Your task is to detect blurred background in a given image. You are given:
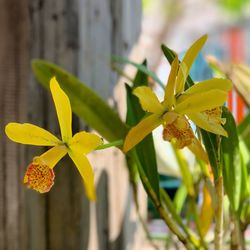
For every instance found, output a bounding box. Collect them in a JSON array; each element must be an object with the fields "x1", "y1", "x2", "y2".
[{"x1": 1, "y1": 0, "x2": 250, "y2": 249}]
